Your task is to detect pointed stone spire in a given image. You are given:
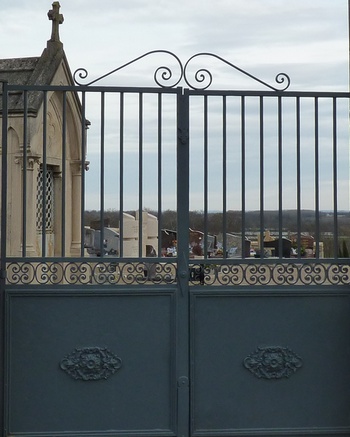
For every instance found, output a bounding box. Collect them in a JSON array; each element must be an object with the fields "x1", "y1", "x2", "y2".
[{"x1": 47, "y1": 2, "x2": 64, "y2": 43}]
